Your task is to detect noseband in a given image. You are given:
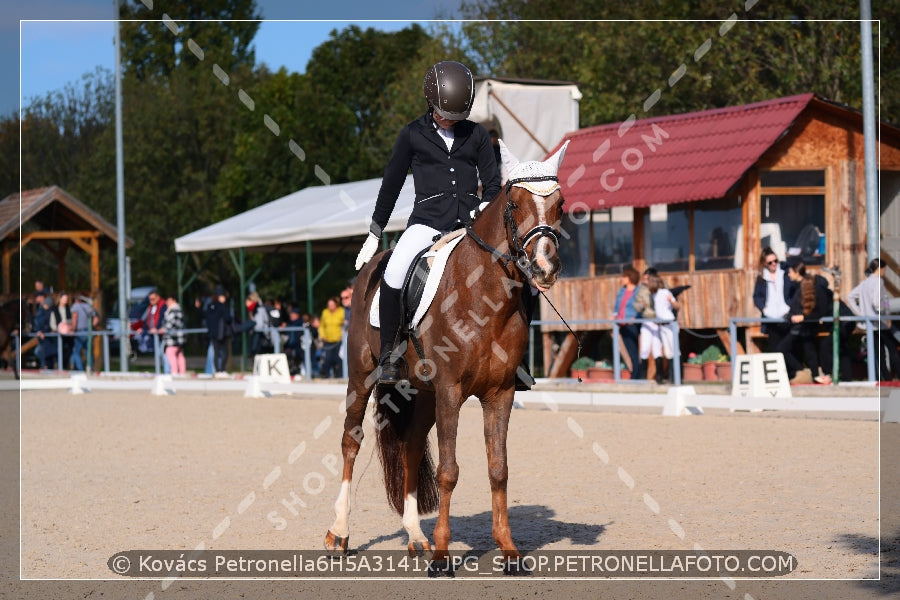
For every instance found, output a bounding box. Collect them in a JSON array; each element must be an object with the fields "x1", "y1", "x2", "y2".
[{"x1": 465, "y1": 175, "x2": 561, "y2": 278}]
